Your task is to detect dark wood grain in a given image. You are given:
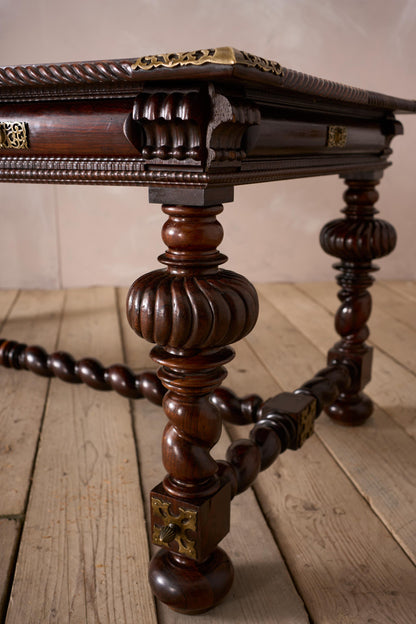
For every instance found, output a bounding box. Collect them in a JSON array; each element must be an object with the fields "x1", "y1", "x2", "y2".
[
  {"x1": 0, "y1": 49, "x2": 414, "y2": 113},
  {"x1": 220, "y1": 363, "x2": 351, "y2": 489},
  {"x1": 0, "y1": 49, "x2": 410, "y2": 188},
  {"x1": 0, "y1": 48, "x2": 415, "y2": 617},
  {"x1": 0, "y1": 99, "x2": 138, "y2": 156},
  {"x1": 320, "y1": 175, "x2": 397, "y2": 424},
  {"x1": 0, "y1": 339, "x2": 268, "y2": 428},
  {"x1": 0, "y1": 338, "x2": 165, "y2": 402},
  {"x1": 127, "y1": 201, "x2": 258, "y2": 613},
  {"x1": 149, "y1": 547, "x2": 234, "y2": 615}
]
